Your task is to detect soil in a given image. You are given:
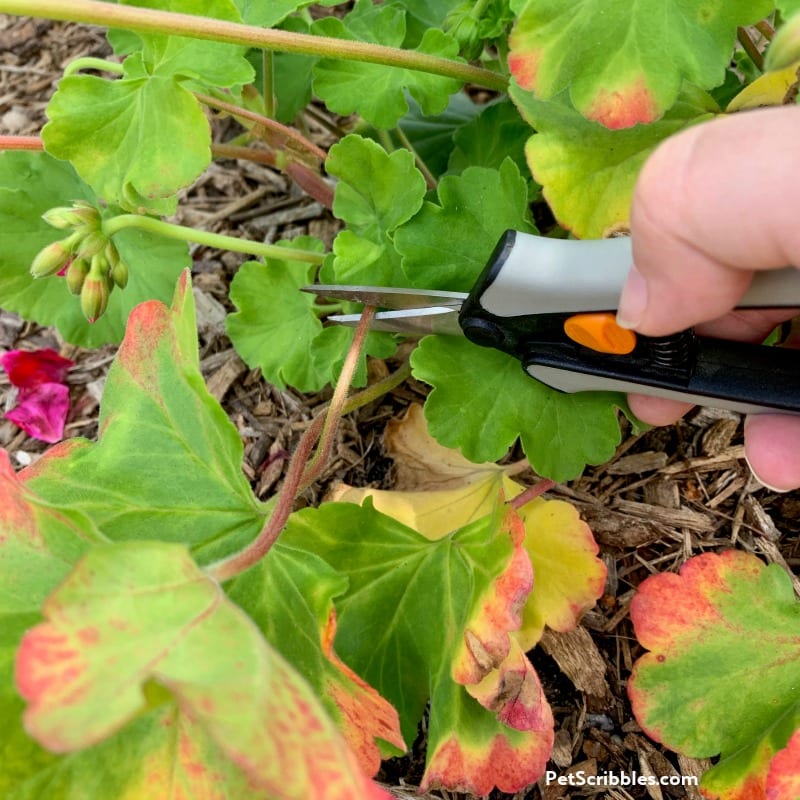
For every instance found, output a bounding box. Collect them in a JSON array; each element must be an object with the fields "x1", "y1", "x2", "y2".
[{"x1": 2, "y1": 13, "x2": 800, "y2": 800}]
